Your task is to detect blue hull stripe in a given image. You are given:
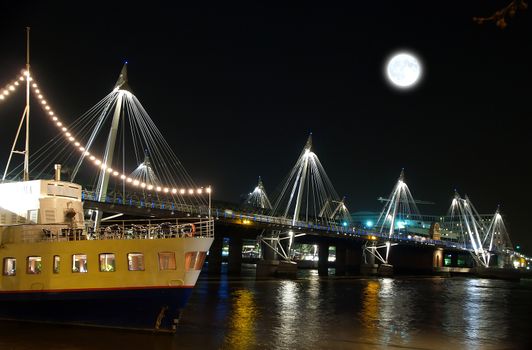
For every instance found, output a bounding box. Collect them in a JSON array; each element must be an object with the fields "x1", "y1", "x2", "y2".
[{"x1": 0, "y1": 287, "x2": 194, "y2": 332}]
